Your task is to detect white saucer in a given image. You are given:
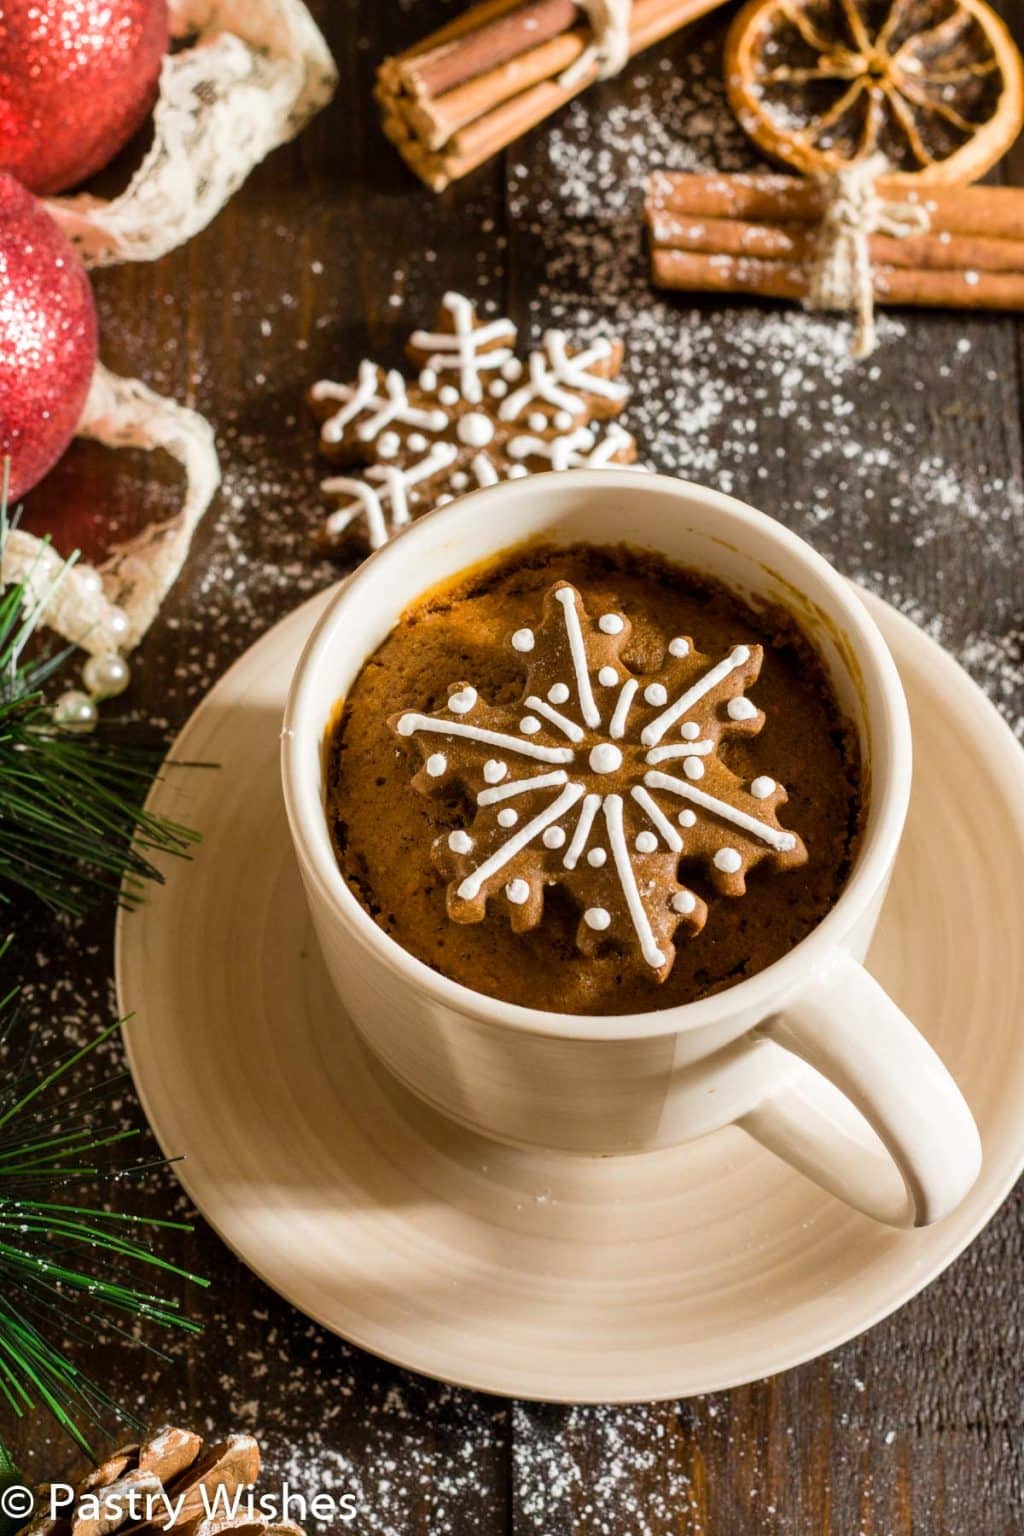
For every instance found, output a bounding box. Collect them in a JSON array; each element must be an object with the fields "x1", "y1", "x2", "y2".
[{"x1": 116, "y1": 586, "x2": 1024, "y2": 1403}]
